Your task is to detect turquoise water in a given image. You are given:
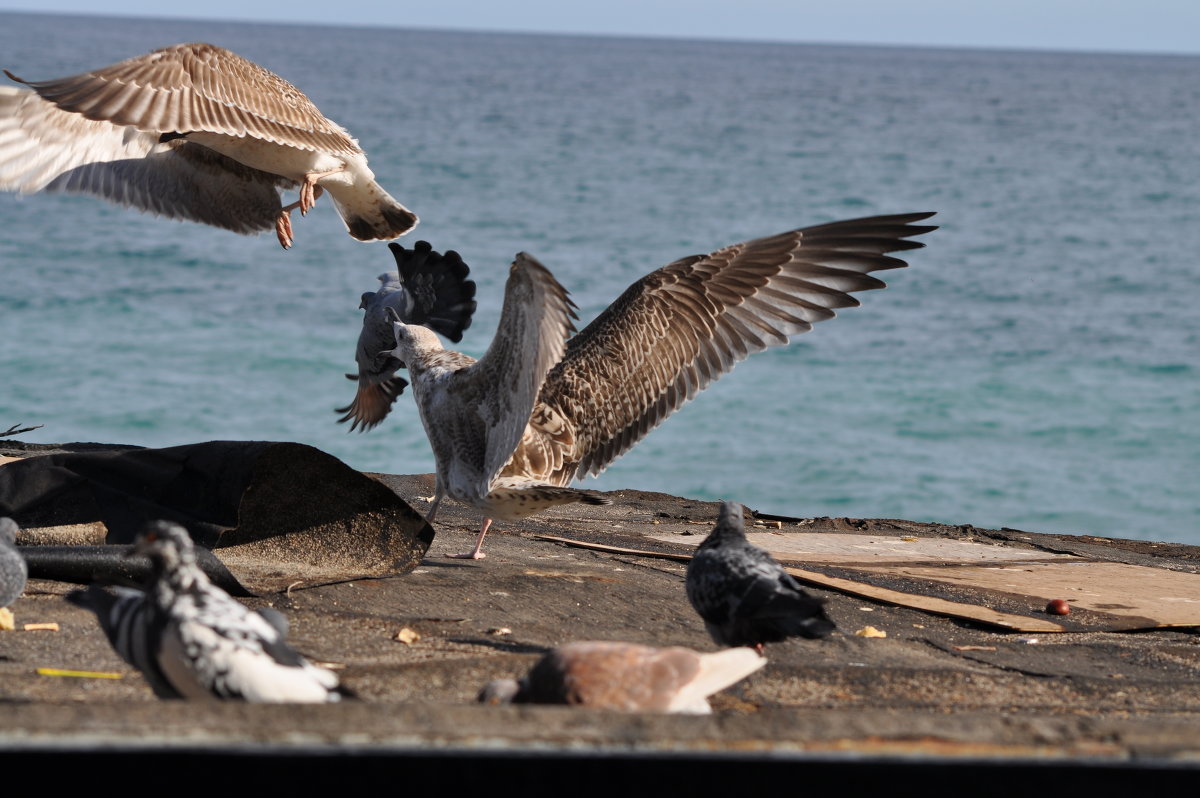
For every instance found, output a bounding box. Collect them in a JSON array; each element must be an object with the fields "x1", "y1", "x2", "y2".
[{"x1": 1, "y1": 12, "x2": 1197, "y2": 542}]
